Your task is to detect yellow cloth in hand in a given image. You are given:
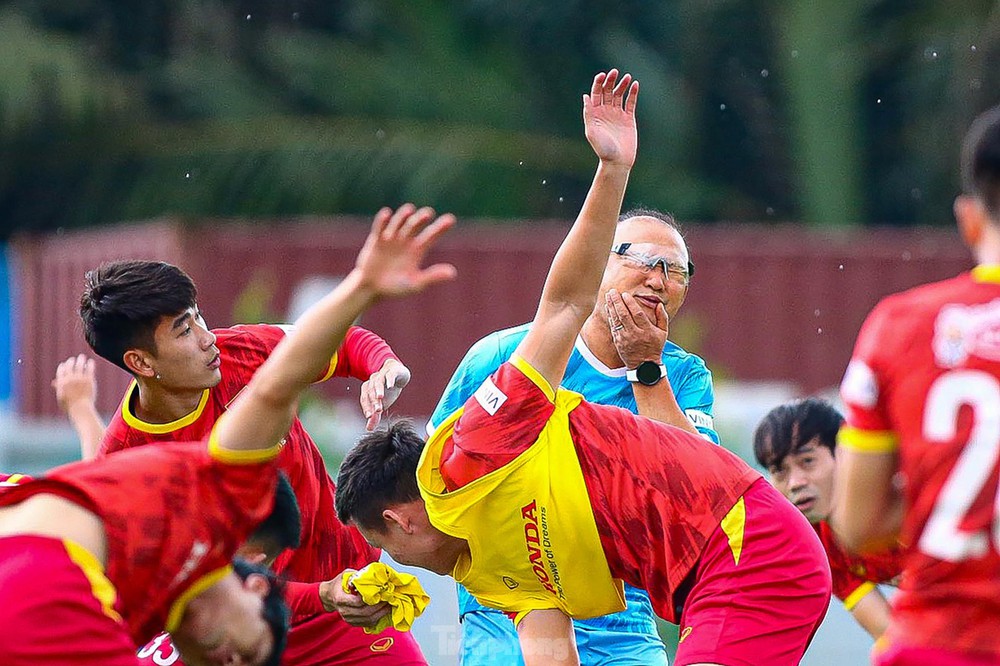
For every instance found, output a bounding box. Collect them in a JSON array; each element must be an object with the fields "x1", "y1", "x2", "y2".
[{"x1": 342, "y1": 562, "x2": 430, "y2": 634}]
